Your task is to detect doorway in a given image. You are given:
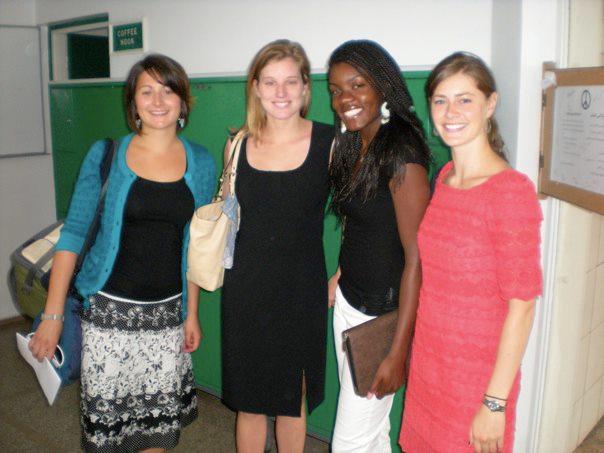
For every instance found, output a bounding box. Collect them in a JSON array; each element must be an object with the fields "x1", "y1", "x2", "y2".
[{"x1": 49, "y1": 14, "x2": 109, "y2": 81}]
